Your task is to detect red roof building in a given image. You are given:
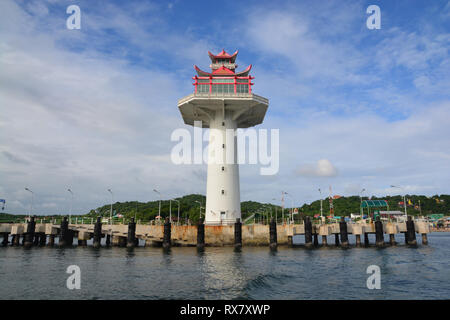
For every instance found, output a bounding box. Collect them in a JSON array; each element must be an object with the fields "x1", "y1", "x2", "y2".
[{"x1": 194, "y1": 49, "x2": 253, "y2": 78}]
